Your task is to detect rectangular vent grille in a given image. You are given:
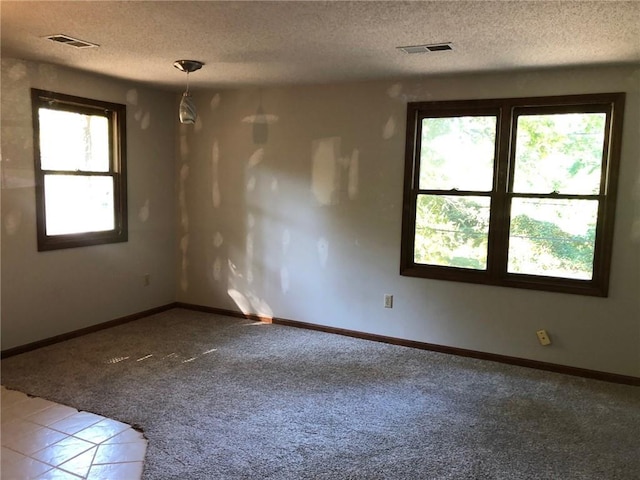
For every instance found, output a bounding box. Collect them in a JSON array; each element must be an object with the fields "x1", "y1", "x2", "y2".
[
  {"x1": 45, "y1": 34, "x2": 99, "y2": 49},
  {"x1": 397, "y1": 43, "x2": 453, "y2": 54}
]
